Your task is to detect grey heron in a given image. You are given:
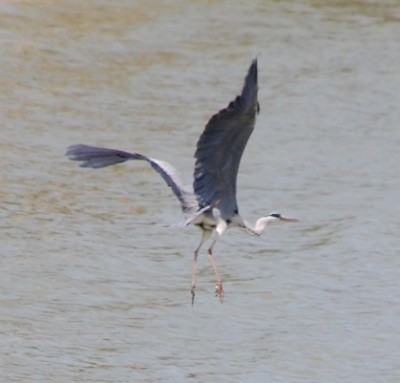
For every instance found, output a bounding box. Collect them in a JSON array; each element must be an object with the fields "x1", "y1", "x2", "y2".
[{"x1": 66, "y1": 59, "x2": 297, "y2": 304}]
